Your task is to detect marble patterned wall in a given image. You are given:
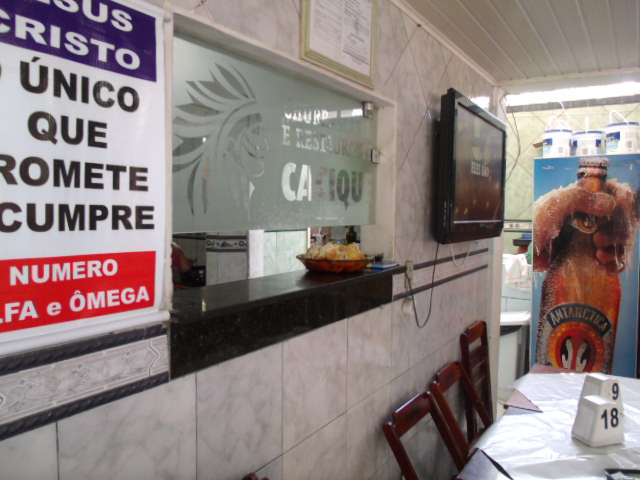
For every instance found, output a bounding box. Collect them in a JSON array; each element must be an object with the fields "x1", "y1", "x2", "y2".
[
  {"x1": 0, "y1": 1, "x2": 498, "y2": 479},
  {"x1": 263, "y1": 230, "x2": 307, "y2": 276}
]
